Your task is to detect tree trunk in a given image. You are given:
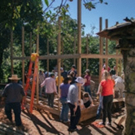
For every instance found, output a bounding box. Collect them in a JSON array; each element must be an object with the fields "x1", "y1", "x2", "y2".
[{"x1": 122, "y1": 48, "x2": 135, "y2": 135}]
